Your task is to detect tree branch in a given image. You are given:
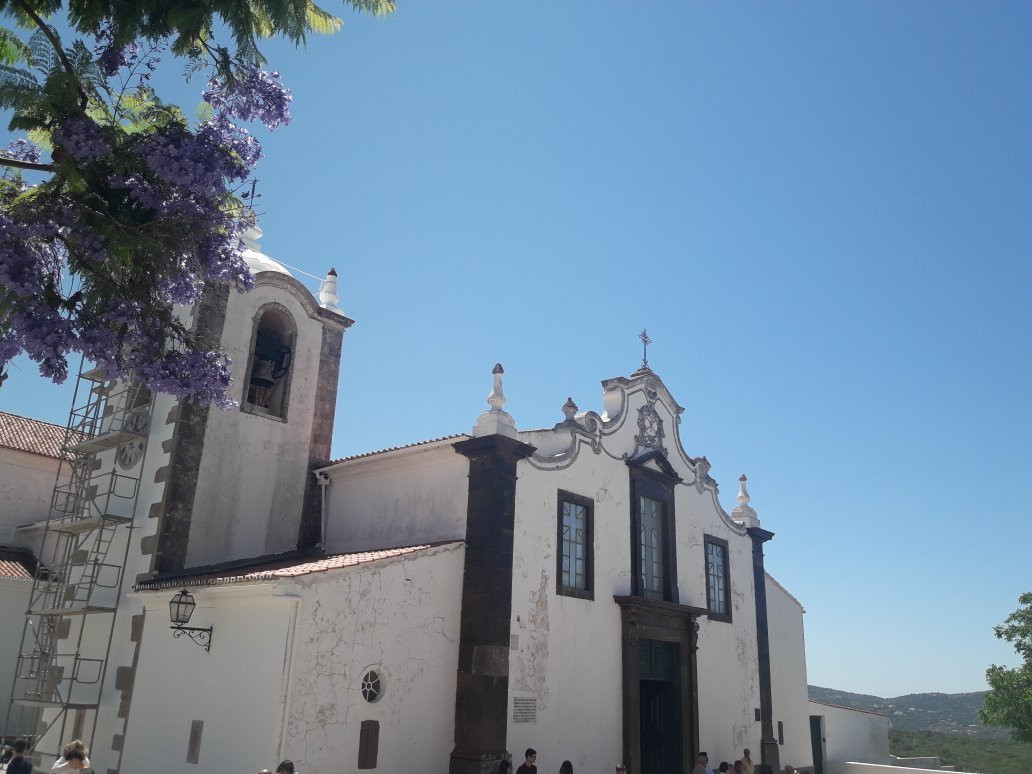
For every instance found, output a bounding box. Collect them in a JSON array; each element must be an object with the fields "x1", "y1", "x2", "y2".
[
  {"x1": 12, "y1": 0, "x2": 89, "y2": 110},
  {"x1": 0, "y1": 155, "x2": 54, "y2": 172}
]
